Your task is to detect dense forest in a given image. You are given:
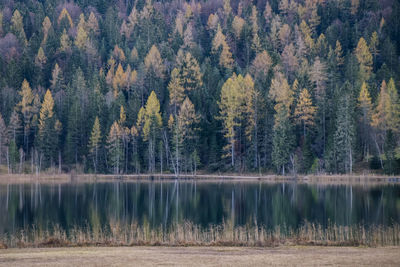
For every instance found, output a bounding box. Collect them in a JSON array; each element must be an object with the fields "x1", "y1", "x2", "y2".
[{"x1": 0, "y1": 0, "x2": 399, "y2": 175}]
